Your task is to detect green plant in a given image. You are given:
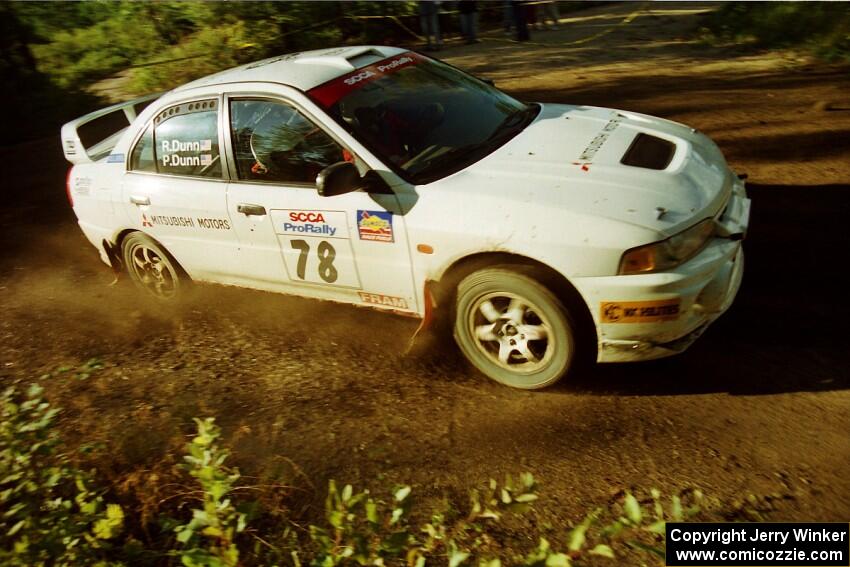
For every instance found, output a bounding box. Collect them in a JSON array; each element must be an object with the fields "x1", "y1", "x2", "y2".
[
  {"x1": 0, "y1": 383, "x2": 713, "y2": 567},
  {"x1": 308, "y1": 472, "x2": 543, "y2": 566},
  {"x1": 554, "y1": 487, "x2": 704, "y2": 565},
  {"x1": 703, "y1": 2, "x2": 850, "y2": 61},
  {"x1": 307, "y1": 480, "x2": 414, "y2": 566},
  {"x1": 175, "y1": 418, "x2": 247, "y2": 567},
  {"x1": 416, "y1": 472, "x2": 541, "y2": 566},
  {"x1": 307, "y1": 474, "x2": 704, "y2": 566},
  {"x1": 0, "y1": 384, "x2": 124, "y2": 566}
]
